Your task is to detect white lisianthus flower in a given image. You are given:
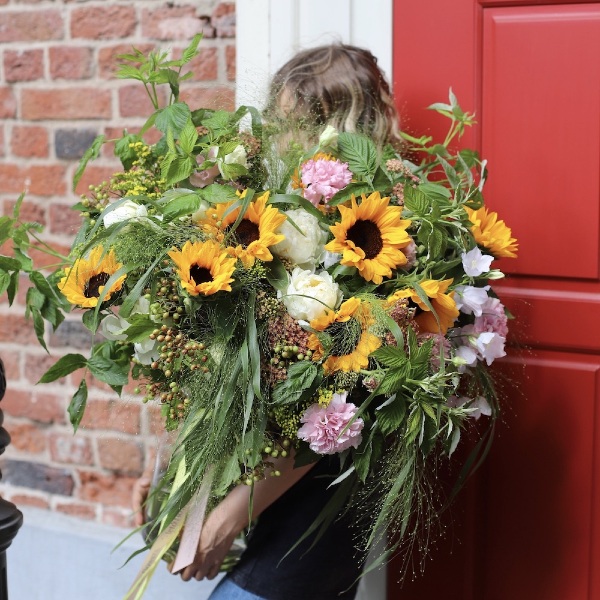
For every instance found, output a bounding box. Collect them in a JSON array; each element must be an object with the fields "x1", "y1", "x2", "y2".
[
  {"x1": 454, "y1": 285, "x2": 490, "y2": 316},
  {"x1": 100, "y1": 313, "x2": 128, "y2": 341},
  {"x1": 134, "y1": 338, "x2": 159, "y2": 365},
  {"x1": 280, "y1": 268, "x2": 342, "y2": 322},
  {"x1": 461, "y1": 246, "x2": 494, "y2": 277},
  {"x1": 271, "y1": 209, "x2": 328, "y2": 268},
  {"x1": 321, "y1": 250, "x2": 341, "y2": 269},
  {"x1": 318, "y1": 125, "x2": 339, "y2": 149},
  {"x1": 103, "y1": 199, "x2": 148, "y2": 228}
]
